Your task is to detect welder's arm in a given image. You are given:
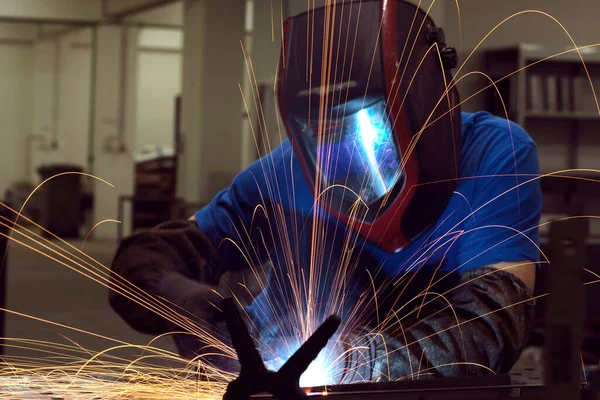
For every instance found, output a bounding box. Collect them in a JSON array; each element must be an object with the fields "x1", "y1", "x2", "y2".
[{"x1": 342, "y1": 262, "x2": 536, "y2": 382}]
